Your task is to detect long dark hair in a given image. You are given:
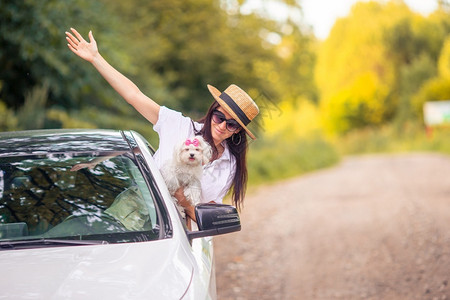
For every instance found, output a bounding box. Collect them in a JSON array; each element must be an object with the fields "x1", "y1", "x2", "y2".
[{"x1": 194, "y1": 101, "x2": 248, "y2": 210}]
